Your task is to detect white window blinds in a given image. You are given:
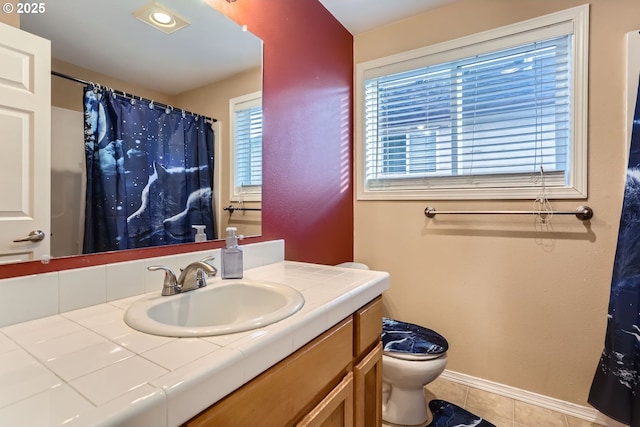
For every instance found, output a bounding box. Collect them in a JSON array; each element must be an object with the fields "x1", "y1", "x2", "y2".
[
  {"x1": 231, "y1": 92, "x2": 262, "y2": 200},
  {"x1": 357, "y1": 5, "x2": 588, "y2": 200}
]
